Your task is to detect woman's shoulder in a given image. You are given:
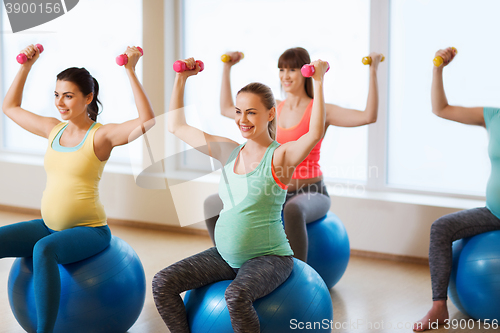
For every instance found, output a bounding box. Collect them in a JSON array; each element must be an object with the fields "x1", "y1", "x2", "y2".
[
  {"x1": 89, "y1": 122, "x2": 108, "y2": 146},
  {"x1": 47, "y1": 121, "x2": 67, "y2": 139},
  {"x1": 91, "y1": 122, "x2": 110, "y2": 137},
  {"x1": 272, "y1": 141, "x2": 289, "y2": 158}
]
